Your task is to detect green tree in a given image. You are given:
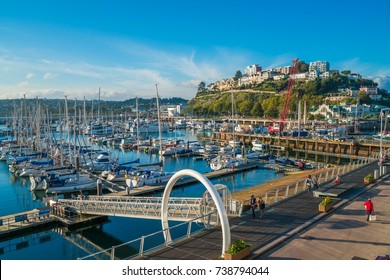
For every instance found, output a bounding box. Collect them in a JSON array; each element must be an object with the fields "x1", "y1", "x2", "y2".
[
  {"x1": 358, "y1": 91, "x2": 372, "y2": 105},
  {"x1": 237, "y1": 99, "x2": 251, "y2": 116},
  {"x1": 250, "y1": 101, "x2": 263, "y2": 117},
  {"x1": 341, "y1": 70, "x2": 351, "y2": 75},
  {"x1": 296, "y1": 61, "x2": 309, "y2": 73},
  {"x1": 198, "y1": 81, "x2": 206, "y2": 93},
  {"x1": 262, "y1": 97, "x2": 280, "y2": 118},
  {"x1": 234, "y1": 70, "x2": 243, "y2": 81}
]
